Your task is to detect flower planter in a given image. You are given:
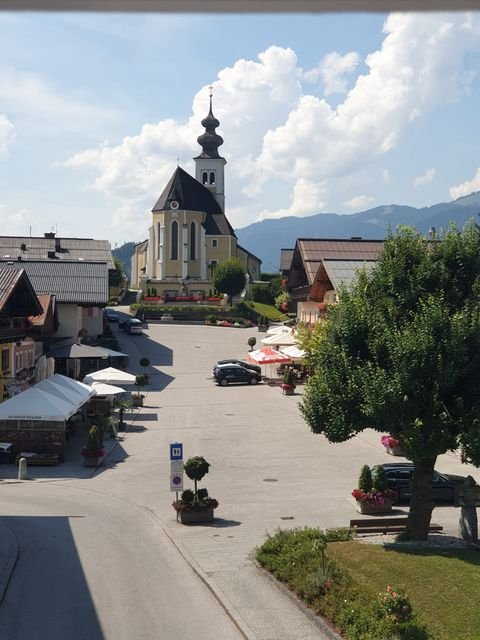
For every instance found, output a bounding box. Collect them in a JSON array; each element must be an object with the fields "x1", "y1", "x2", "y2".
[
  {"x1": 355, "y1": 500, "x2": 393, "y2": 515},
  {"x1": 179, "y1": 508, "x2": 215, "y2": 524},
  {"x1": 281, "y1": 383, "x2": 296, "y2": 396},
  {"x1": 385, "y1": 445, "x2": 406, "y2": 457},
  {"x1": 132, "y1": 394, "x2": 144, "y2": 407},
  {"x1": 83, "y1": 456, "x2": 103, "y2": 467}
]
